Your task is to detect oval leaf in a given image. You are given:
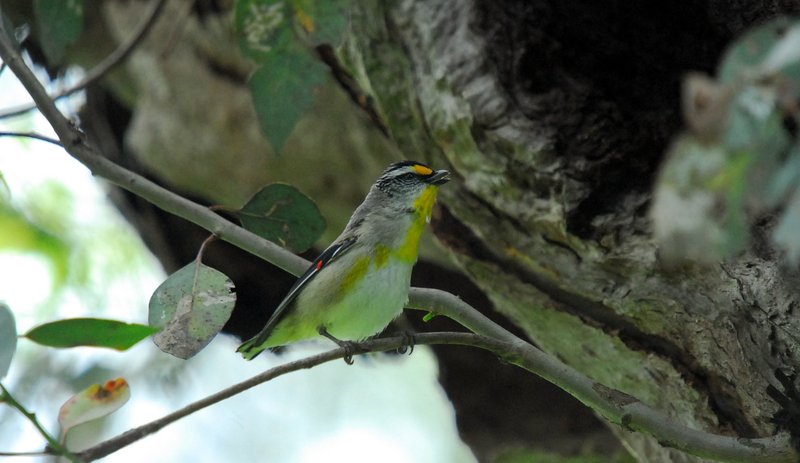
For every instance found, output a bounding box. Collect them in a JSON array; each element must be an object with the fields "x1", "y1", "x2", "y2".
[
  {"x1": 58, "y1": 378, "x2": 130, "y2": 436},
  {"x1": 24, "y1": 318, "x2": 158, "y2": 351},
  {"x1": 249, "y1": 47, "x2": 328, "y2": 152},
  {"x1": 0, "y1": 303, "x2": 16, "y2": 379},
  {"x1": 148, "y1": 262, "x2": 236, "y2": 359},
  {"x1": 235, "y1": 183, "x2": 325, "y2": 252}
]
